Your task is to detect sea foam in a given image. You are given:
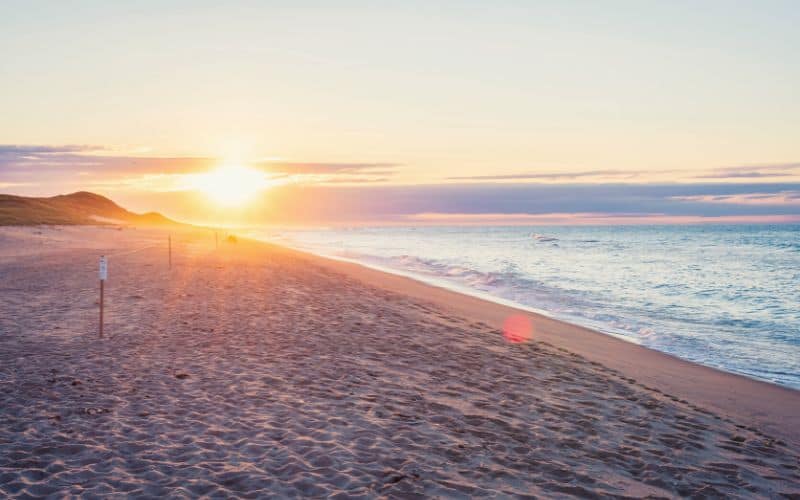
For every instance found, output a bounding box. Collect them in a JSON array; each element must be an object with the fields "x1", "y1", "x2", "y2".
[{"x1": 266, "y1": 224, "x2": 800, "y2": 389}]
